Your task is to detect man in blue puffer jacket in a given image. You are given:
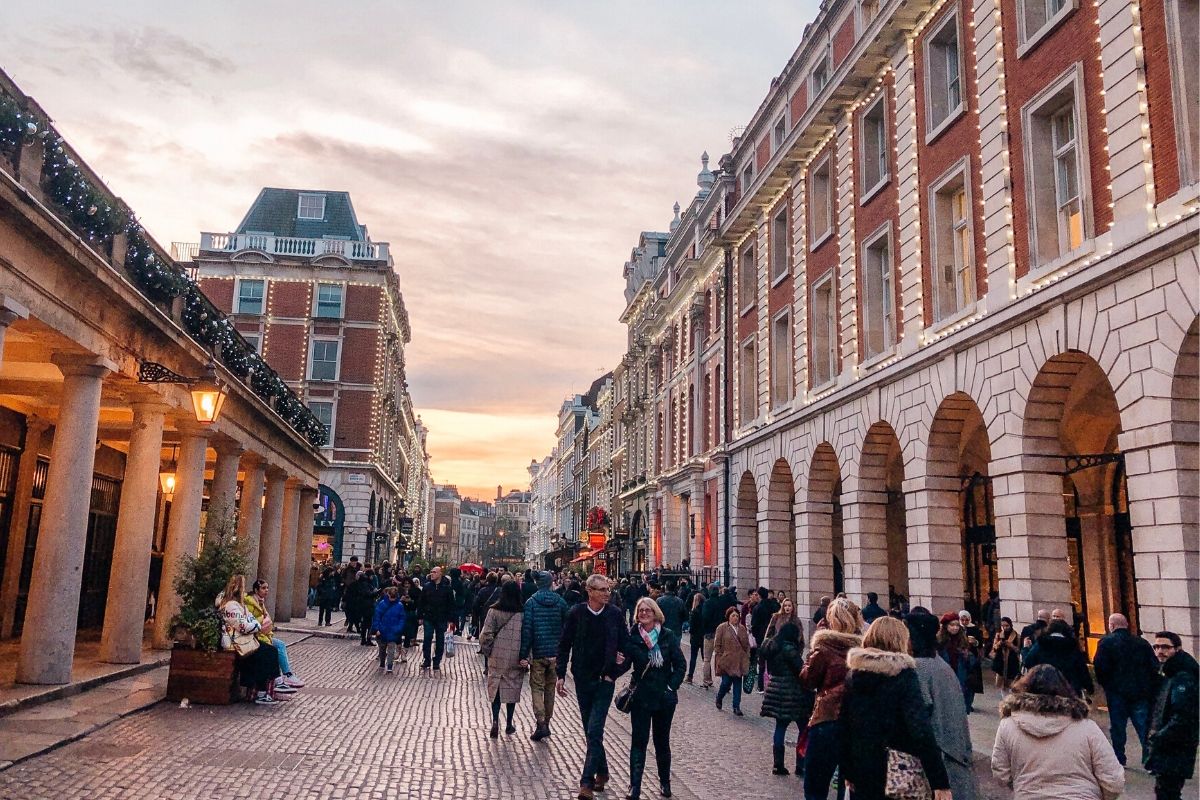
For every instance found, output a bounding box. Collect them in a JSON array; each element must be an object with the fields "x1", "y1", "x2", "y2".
[
  {"x1": 372, "y1": 586, "x2": 407, "y2": 674},
  {"x1": 519, "y1": 571, "x2": 570, "y2": 741}
]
